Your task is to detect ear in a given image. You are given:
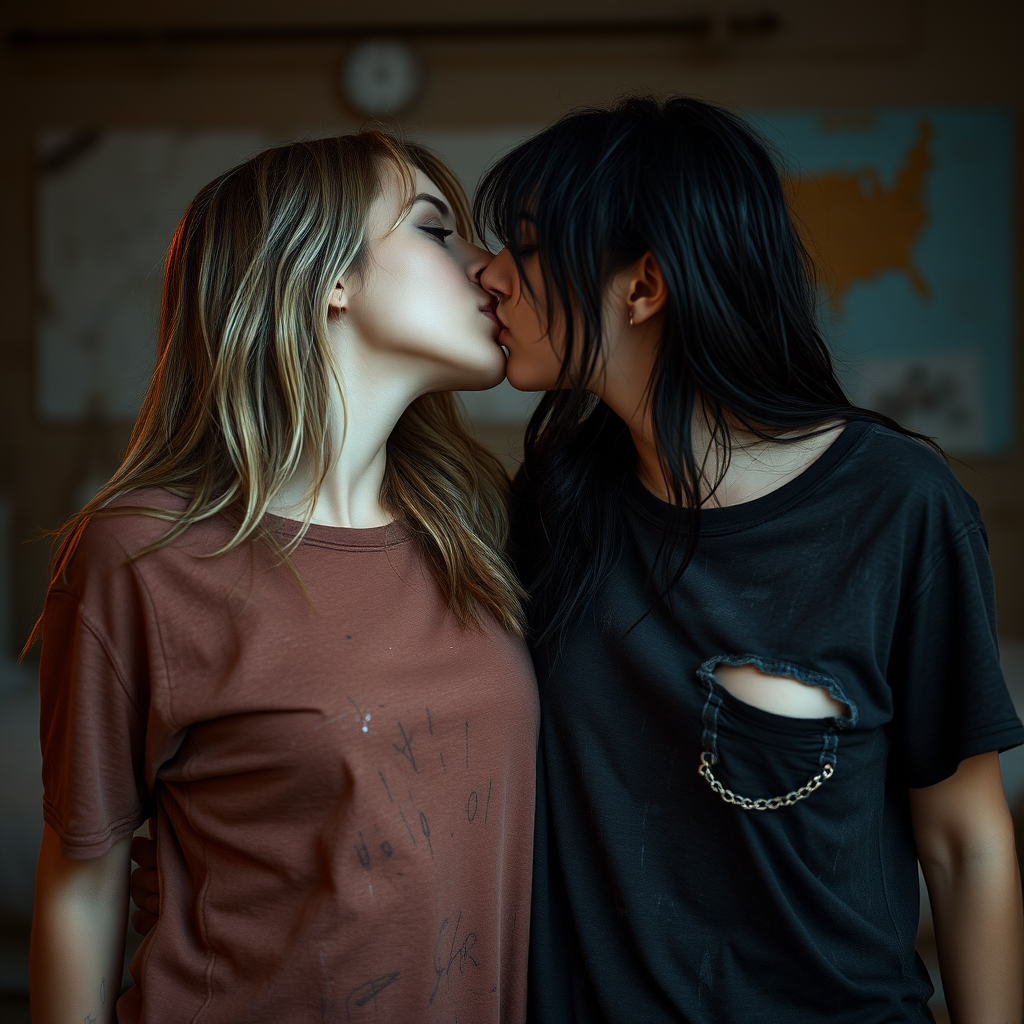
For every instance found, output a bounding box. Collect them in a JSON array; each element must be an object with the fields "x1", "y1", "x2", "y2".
[
  {"x1": 626, "y1": 252, "x2": 668, "y2": 326},
  {"x1": 327, "y1": 277, "x2": 347, "y2": 314}
]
